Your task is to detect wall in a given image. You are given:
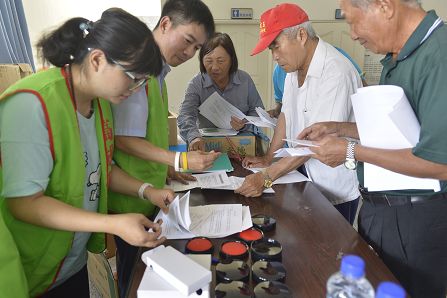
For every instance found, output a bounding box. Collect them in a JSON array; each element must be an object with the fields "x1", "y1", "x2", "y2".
[
  {"x1": 200, "y1": 0, "x2": 447, "y2": 21},
  {"x1": 22, "y1": 0, "x2": 161, "y2": 68}
]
